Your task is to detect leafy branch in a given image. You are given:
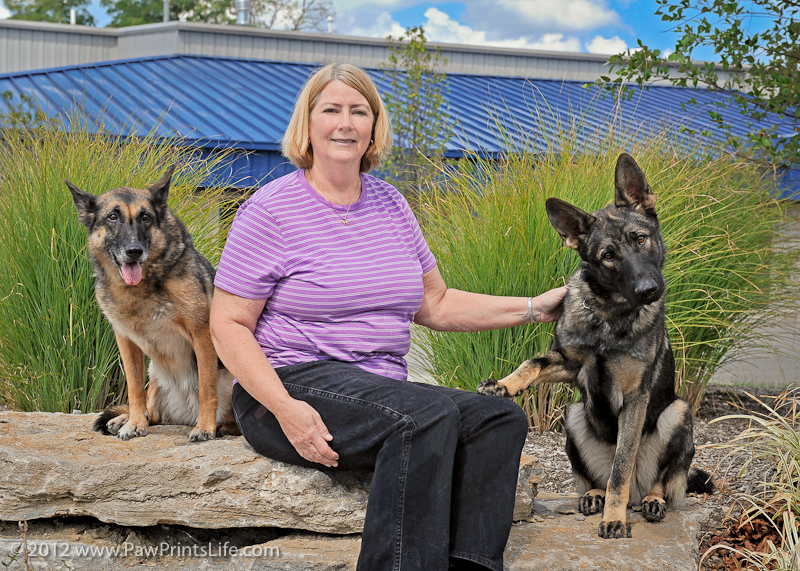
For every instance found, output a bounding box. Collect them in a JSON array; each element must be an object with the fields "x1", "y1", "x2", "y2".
[
  {"x1": 592, "y1": 0, "x2": 800, "y2": 167},
  {"x1": 380, "y1": 27, "x2": 453, "y2": 194}
]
